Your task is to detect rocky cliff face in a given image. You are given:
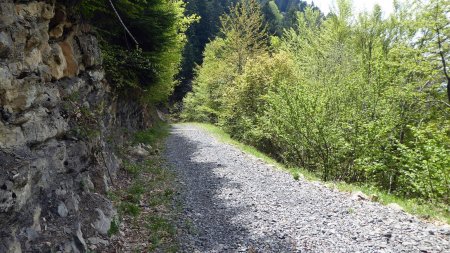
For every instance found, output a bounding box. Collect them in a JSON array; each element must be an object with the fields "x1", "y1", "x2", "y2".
[{"x1": 0, "y1": 1, "x2": 152, "y2": 252}]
